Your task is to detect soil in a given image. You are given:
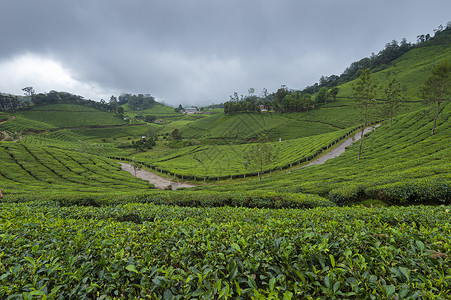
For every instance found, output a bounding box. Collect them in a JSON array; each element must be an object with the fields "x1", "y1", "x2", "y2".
[
  {"x1": 118, "y1": 162, "x2": 196, "y2": 190},
  {"x1": 298, "y1": 124, "x2": 380, "y2": 169}
]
